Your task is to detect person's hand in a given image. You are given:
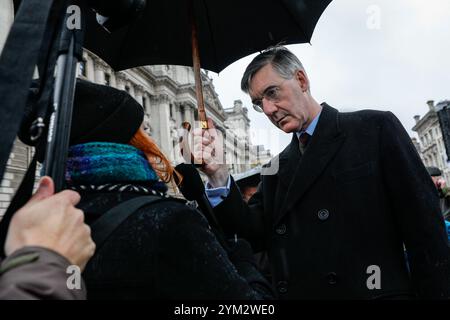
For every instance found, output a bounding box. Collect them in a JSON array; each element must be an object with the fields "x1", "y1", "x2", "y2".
[
  {"x1": 192, "y1": 119, "x2": 229, "y2": 187},
  {"x1": 4, "y1": 177, "x2": 95, "y2": 271},
  {"x1": 437, "y1": 178, "x2": 446, "y2": 190}
]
